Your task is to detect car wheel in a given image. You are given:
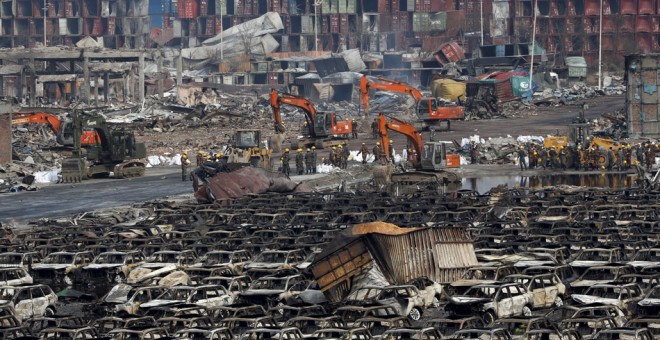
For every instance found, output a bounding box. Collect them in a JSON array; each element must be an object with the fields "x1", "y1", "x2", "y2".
[
  {"x1": 522, "y1": 305, "x2": 532, "y2": 316},
  {"x1": 483, "y1": 311, "x2": 496, "y2": 326},
  {"x1": 431, "y1": 296, "x2": 441, "y2": 308},
  {"x1": 44, "y1": 307, "x2": 56, "y2": 316},
  {"x1": 408, "y1": 307, "x2": 422, "y2": 321},
  {"x1": 554, "y1": 296, "x2": 563, "y2": 307}
]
